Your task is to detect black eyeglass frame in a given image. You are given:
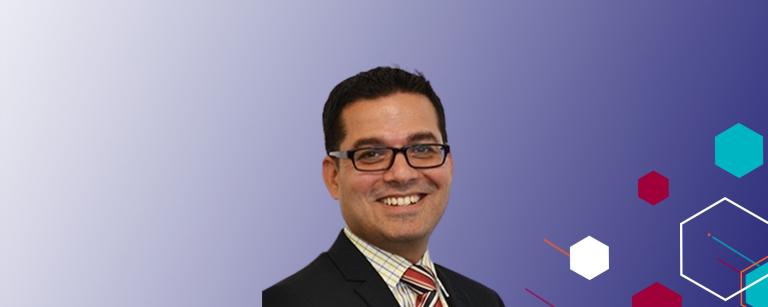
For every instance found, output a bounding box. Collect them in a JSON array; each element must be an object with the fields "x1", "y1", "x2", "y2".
[{"x1": 328, "y1": 143, "x2": 451, "y2": 172}]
